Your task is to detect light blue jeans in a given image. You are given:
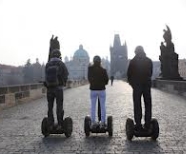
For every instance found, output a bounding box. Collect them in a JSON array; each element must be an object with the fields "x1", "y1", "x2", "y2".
[{"x1": 90, "y1": 90, "x2": 106, "y2": 123}]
